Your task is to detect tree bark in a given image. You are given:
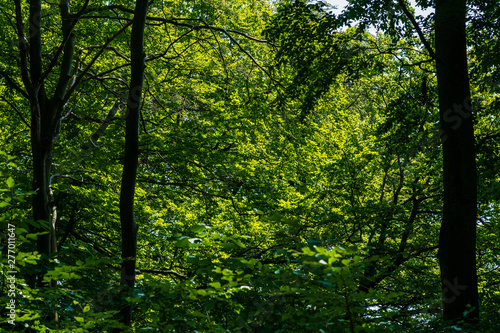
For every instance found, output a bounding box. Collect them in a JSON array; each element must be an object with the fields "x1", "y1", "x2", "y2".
[
  {"x1": 435, "y1": 0, "x2": 479, "y2": 323},
  {"x1": 115, "y1": 0, "x2": 149, "y2": 329},
  {"x1": 26, "y1": 0, "x2": 55, "y2": 286},
  {"x1": 23, "y1": 0, "x2": 77, "y2": 287}
]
